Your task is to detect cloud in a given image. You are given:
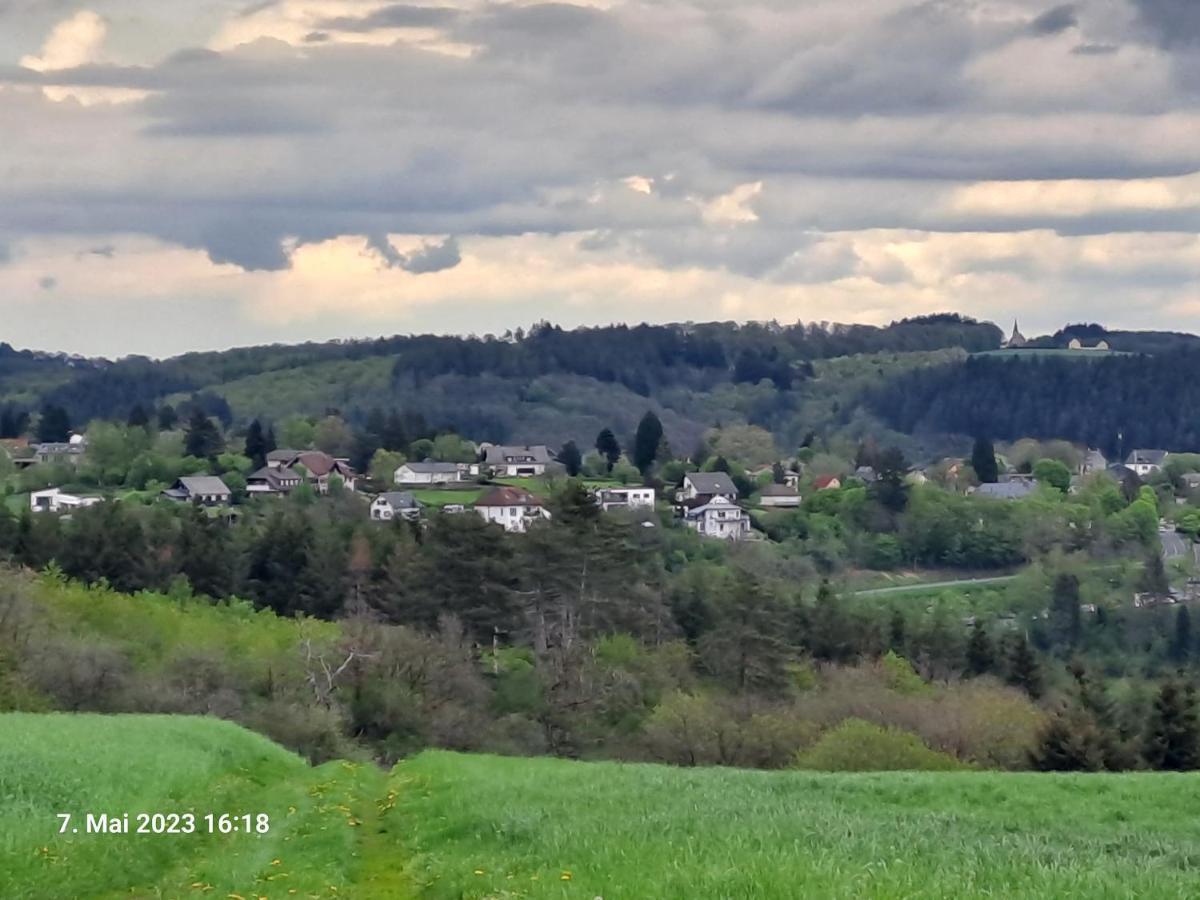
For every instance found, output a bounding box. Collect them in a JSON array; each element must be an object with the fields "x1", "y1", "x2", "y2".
[
  {"x1": 318, "y1": 5, "x2": 461, "y2": 32},
  {"x1": 1028, "y1": 5, "x2": 1077, "y2": 36},
  {"x1": 1131, "y1": 0, "x2": 1200, "y2": 49},
  {"x1": 19, "y1": 10, "x2": 106, "y2": 71},
  {"x1": 367, "y1": 234, "x2": 462, "y2": 273}
]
